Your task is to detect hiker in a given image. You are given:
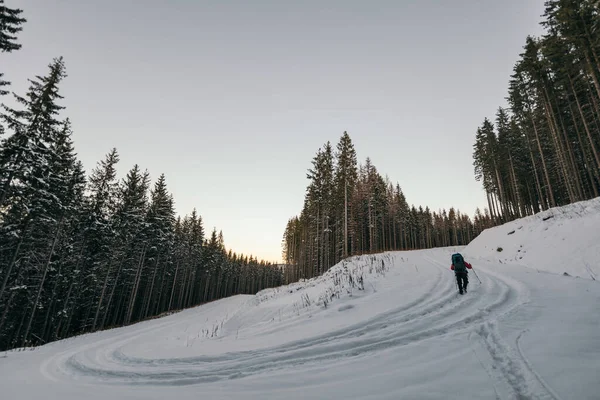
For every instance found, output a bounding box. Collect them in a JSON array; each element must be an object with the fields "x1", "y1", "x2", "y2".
[{"x1": 450, "y1": 253, "x2": 472, "y2": 295}]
